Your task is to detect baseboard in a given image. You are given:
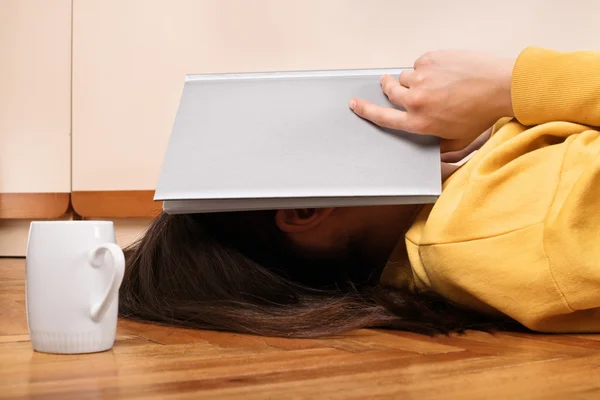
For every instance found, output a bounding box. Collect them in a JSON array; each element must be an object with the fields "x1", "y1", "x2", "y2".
[
  {"x1": 0, "y1": 219, "x2": 32, "y2": 257},
  {"x1": 0, "y1": 215, "x2": 152, "y2": 257},
  {"x1": 99, "y1": 218, "x2": 153, "y2": 250}
]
